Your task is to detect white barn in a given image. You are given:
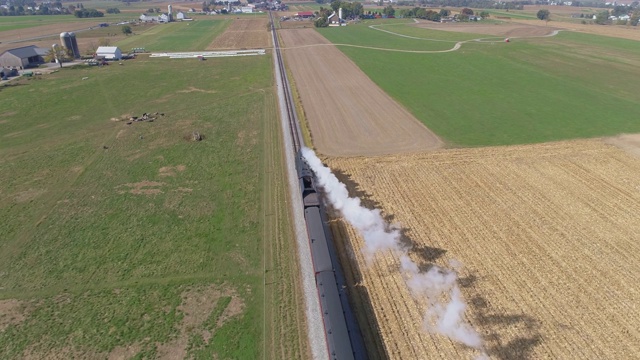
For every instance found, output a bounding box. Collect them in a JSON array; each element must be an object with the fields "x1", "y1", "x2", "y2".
[
  {"x1": 177, "y1": 11, "x2": 192, "y2": 20},
  {"x1": 139, "y1": 13, "x2": 170, "y2": 22},
  {"x1": 96, "y1": 46, "x2": 122, "y2": 60}
]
